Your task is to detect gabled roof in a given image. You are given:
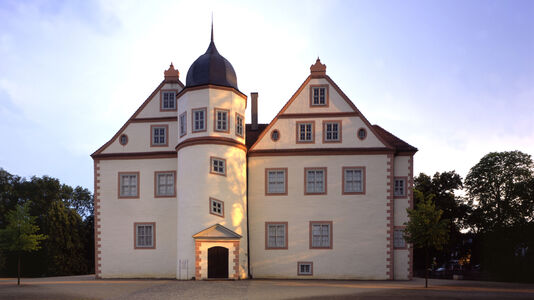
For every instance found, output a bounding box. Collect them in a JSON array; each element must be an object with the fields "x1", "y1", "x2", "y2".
[
  {"x1": 192, "y1": 224, "x2": 242, "y2": 240},
  {"x1": 372, "y1": 125, "x2": 418, "y2": 153}
]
